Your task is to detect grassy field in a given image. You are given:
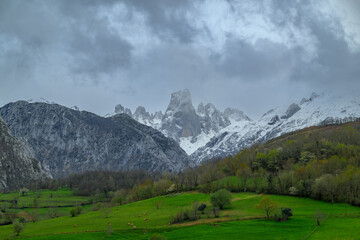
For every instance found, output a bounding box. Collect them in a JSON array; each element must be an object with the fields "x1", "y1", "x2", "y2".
[
  {"x1": 0, "y1": 190, "x2": 359, "y2": 239},
  {"x1": 0, "y1": 188, "x2": 92, "y2": 222},
  {"x1": 0, "y1": 188, "x2": 91, "y2": 207}
]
